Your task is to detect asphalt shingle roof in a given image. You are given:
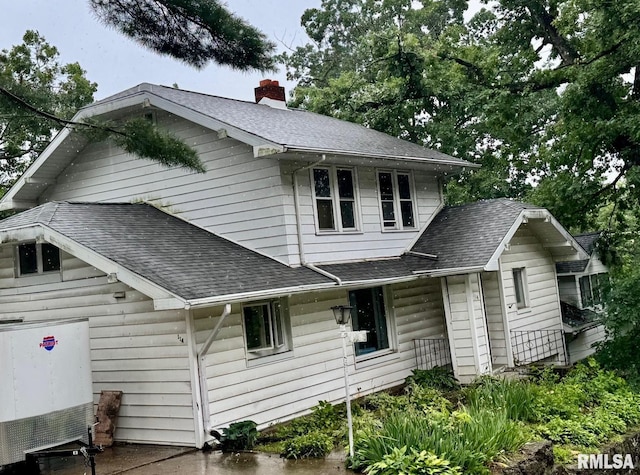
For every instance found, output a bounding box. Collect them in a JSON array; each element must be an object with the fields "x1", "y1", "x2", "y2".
[
  {"x1": 556, "y1": 231, "x2": 602, "y2": 274},
  {"x1": 90, "y1": 83, "x2": 471, "y2": 166},
  {"x1": 0, "y1": 202, "x2": 332, "y2": 300},
  {"x1": 319, "y1": 199, "x2": 540, "y2": 281}
]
